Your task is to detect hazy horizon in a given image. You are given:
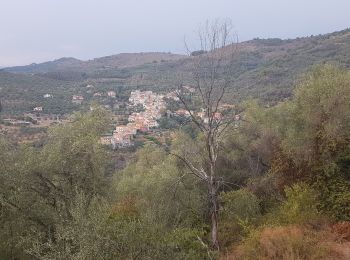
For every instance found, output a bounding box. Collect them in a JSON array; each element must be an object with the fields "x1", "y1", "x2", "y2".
[{"x1": 1, "y1": 0, "x2": 349, "y2": 67}]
